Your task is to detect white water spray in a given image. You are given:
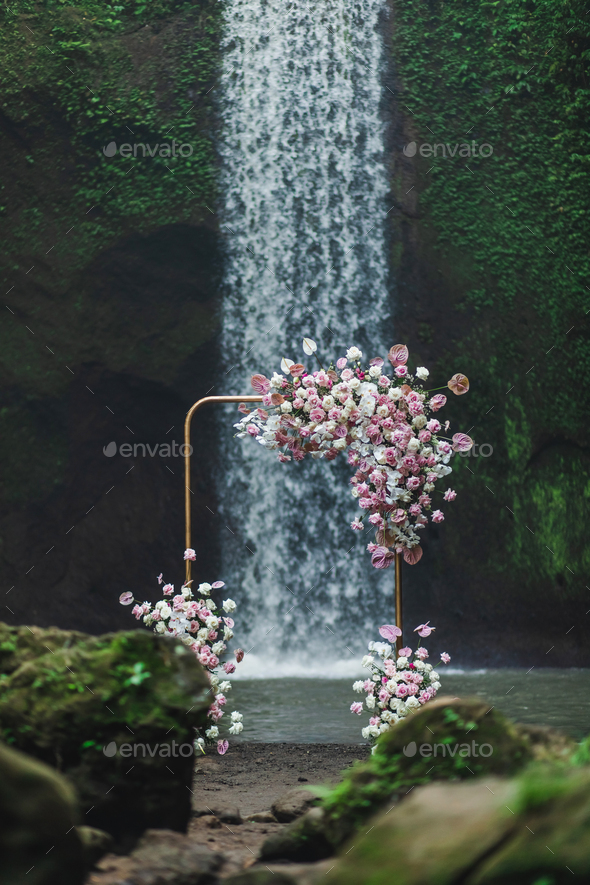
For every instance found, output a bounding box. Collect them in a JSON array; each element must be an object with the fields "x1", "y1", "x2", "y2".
[{"x1": 218, "y1": 0, "x2": 392, "y2": 665}]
